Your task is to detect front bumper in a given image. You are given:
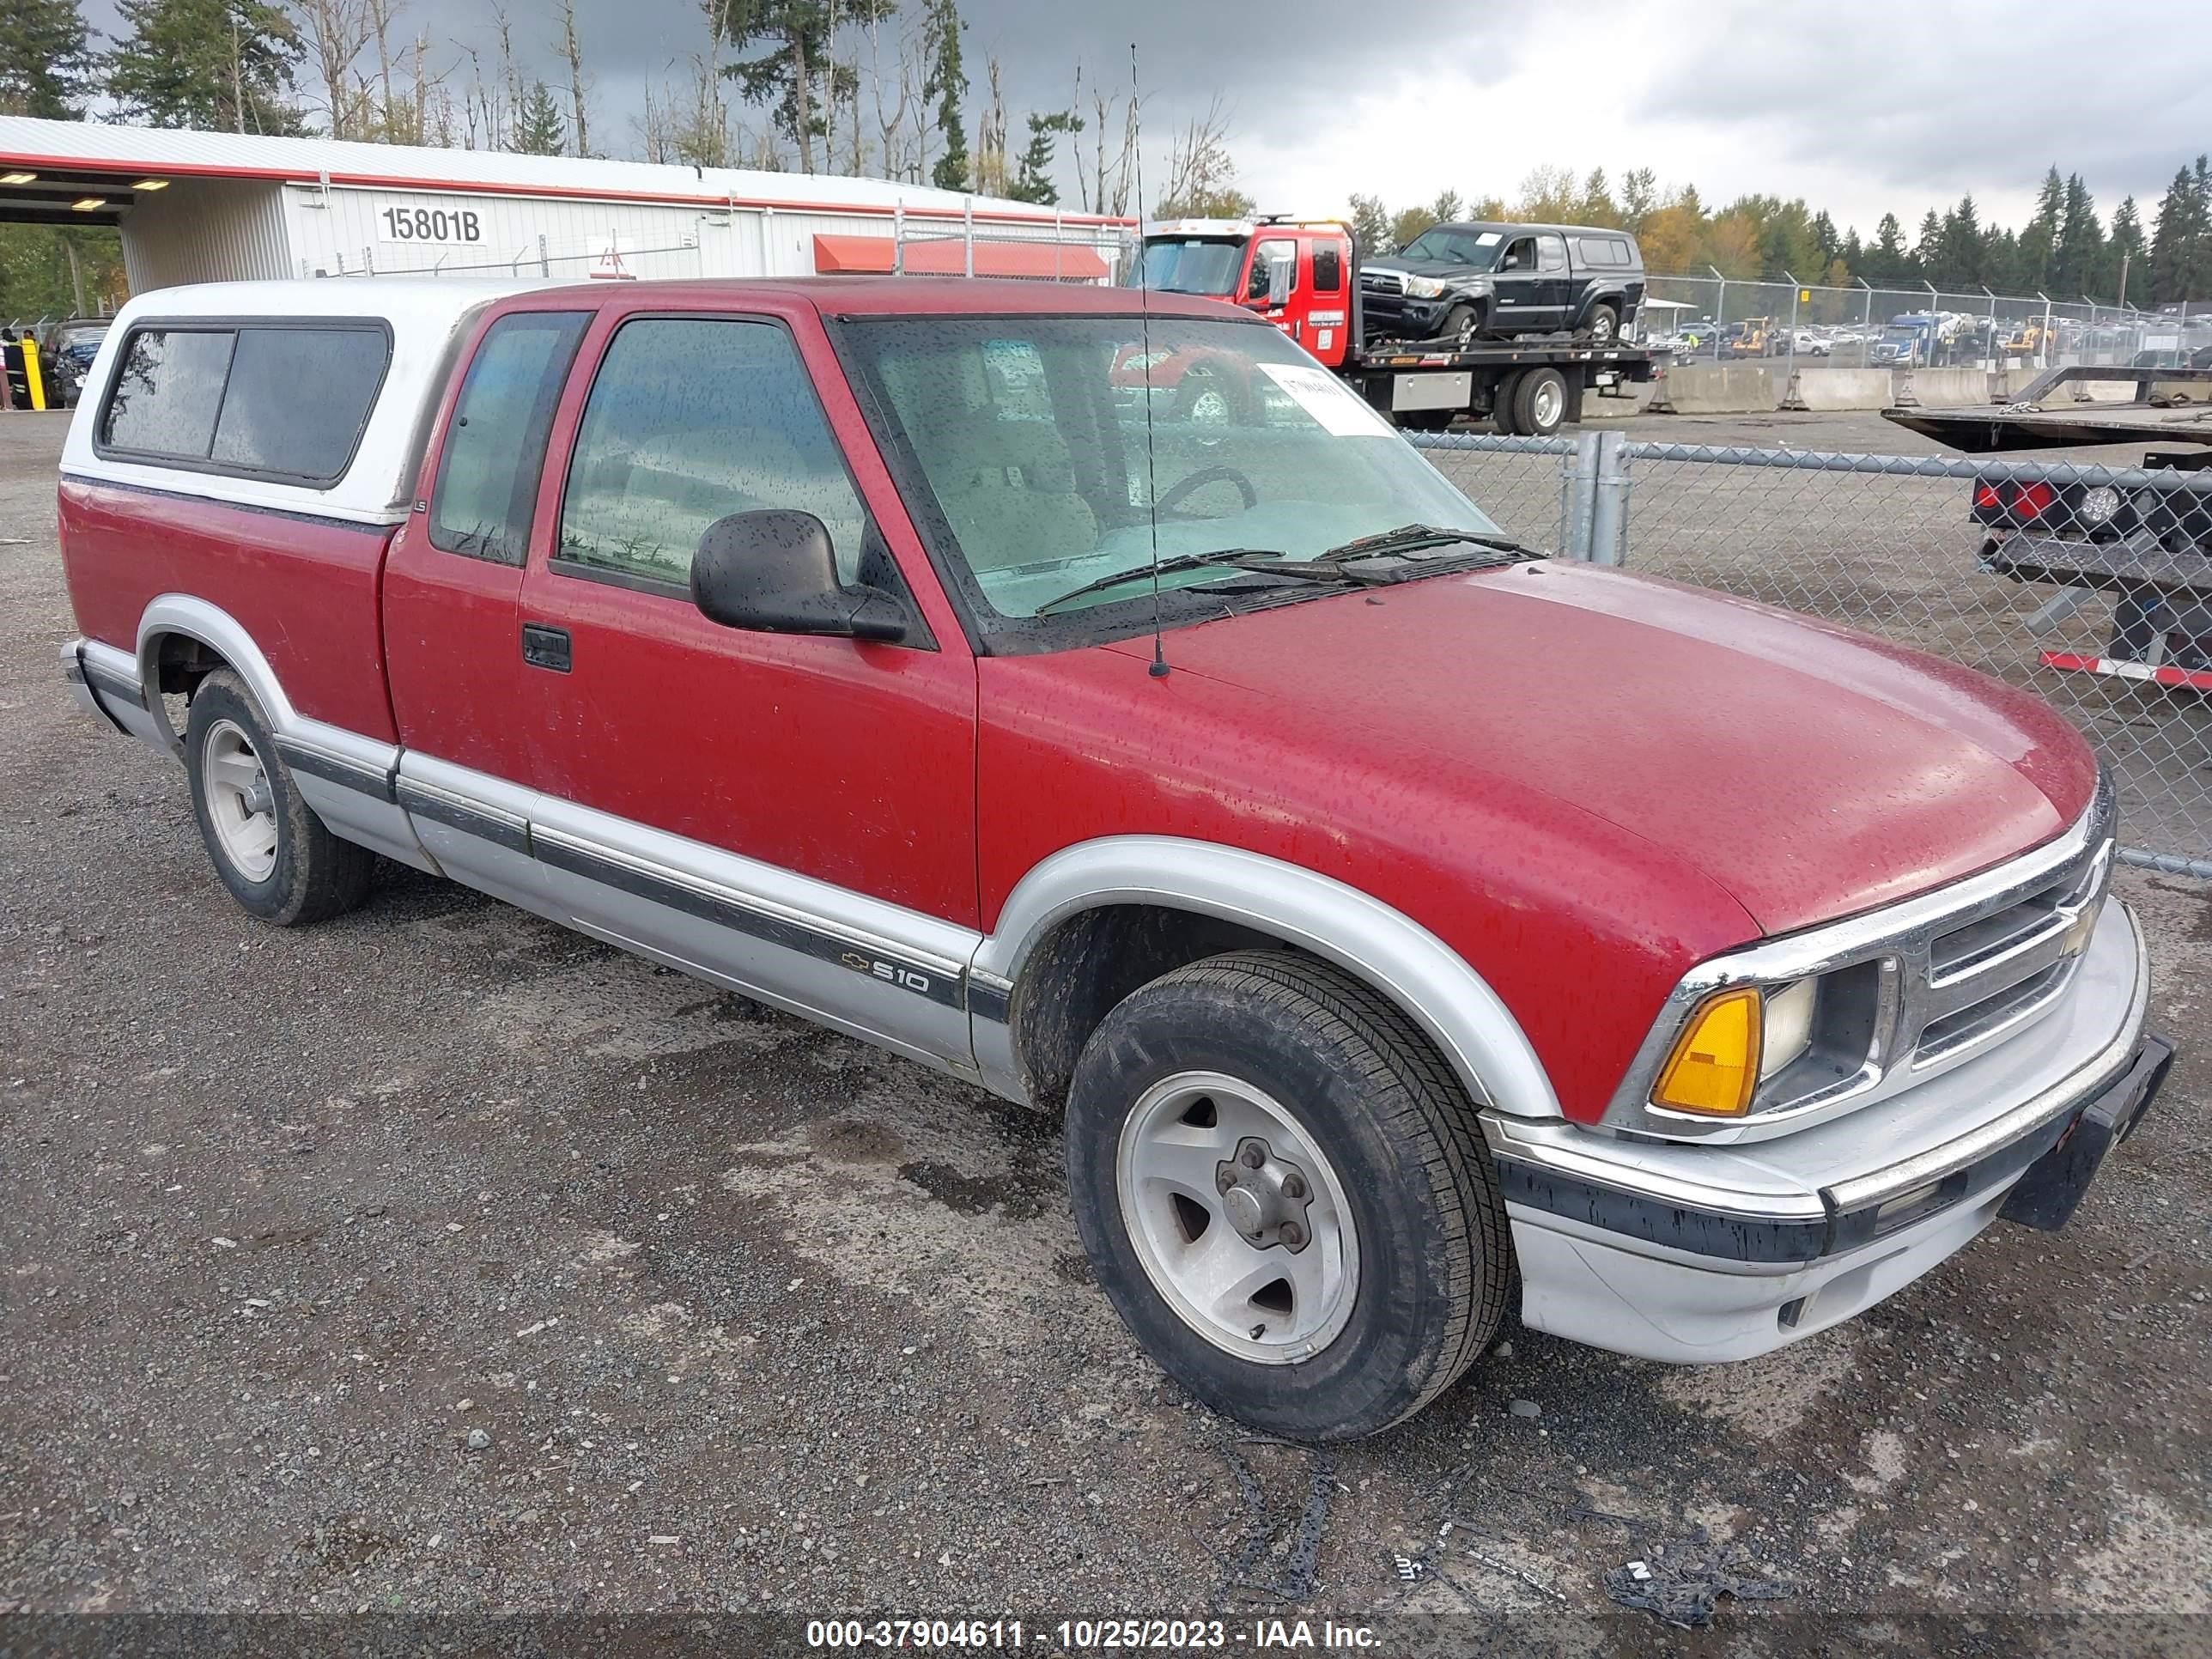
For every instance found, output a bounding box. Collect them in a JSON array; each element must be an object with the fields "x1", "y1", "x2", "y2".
[
  {"x1": 1491, "y1": 899, "x2": 2166, "y2": 1362},
  {"x1": 1362, "y1": 291, "x2": 1451, "y2": 339}
]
